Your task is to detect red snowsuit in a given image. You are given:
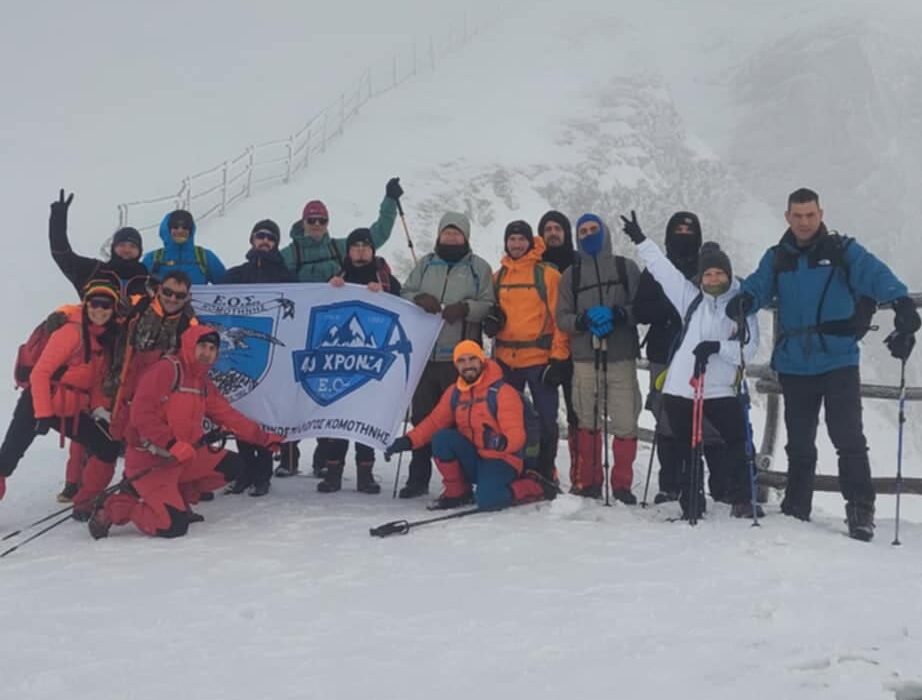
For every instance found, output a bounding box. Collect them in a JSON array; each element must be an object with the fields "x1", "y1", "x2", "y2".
[{"x1": 104, "y1": 325, "x2": 274, "y2": 537}]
